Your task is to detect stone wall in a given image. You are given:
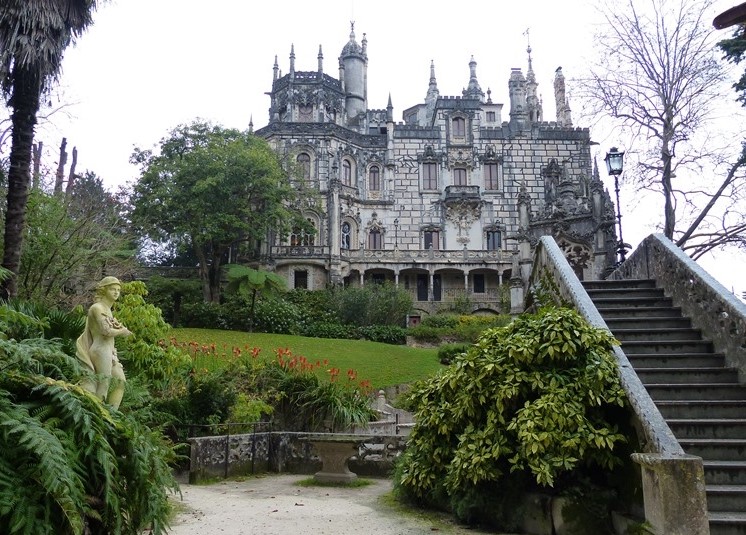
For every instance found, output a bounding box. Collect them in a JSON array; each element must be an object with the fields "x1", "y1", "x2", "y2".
[
  {"x1": 188, "y1": 432, "x2": 407, "y2": 484},
  {"x1": 611, "y1": 233, "x2": 746, "y2": 381}
]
